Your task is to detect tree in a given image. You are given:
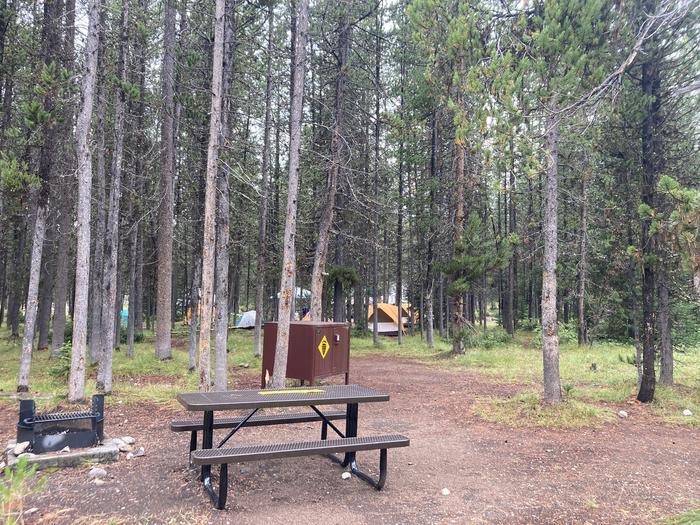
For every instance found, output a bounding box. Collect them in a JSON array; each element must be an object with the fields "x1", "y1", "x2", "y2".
[
  {"x1": 69, "y1": 0, "x2": 101, "y2": 403},
  {"x1": 271, "y1": 0, "x2": 309, "y2": 389},
  {"x1": 197, "y1": 0, "x2": 226, "y2": 392},
  {"x1": 156, "y1": 0, "x2": 176, "y2": 361}
]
